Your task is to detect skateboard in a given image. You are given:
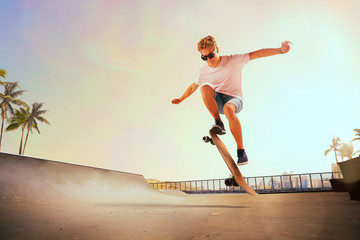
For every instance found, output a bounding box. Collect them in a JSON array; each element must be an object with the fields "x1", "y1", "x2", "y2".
[{"x1": 203, "y1": 130, "x2": 257, "y2": 196}]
